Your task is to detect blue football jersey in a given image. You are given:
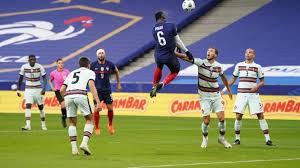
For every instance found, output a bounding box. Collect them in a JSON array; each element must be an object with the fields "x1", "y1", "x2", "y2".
[
  {"x1": 152, "y1": 21, "x2": 178, "y2": 61},
  {"x1": 90, "y1": 60, "x2": 116, "y2": 93}
]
